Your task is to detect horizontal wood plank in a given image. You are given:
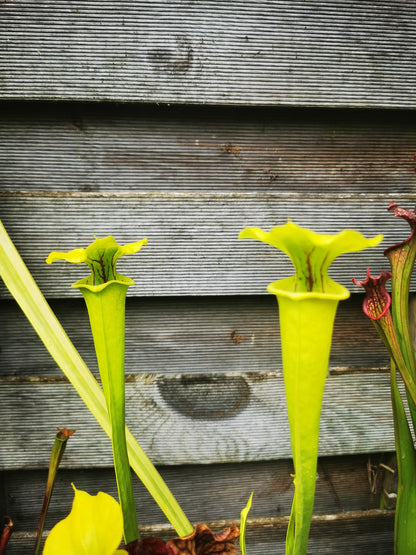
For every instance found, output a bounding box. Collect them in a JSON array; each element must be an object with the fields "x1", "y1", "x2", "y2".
[
  {"x1": 1, "y1": 106, "x2": 415, "y2": 194},
  {"x1": 0, "y1": 296, "x2": 387, "y2": 377},
  {"x1": 0, "y1": 371, "x2": 402, "y2": 469},
  {"x1": 1, "y1": 1, "x2": 415, "y2": 108},
  {"x1": 1, "y1": 454, "x2": 395, "y2": 553},
  {"x1": 1, "y1": 454, "x2": 391, "y2": 538},
  {"x1": 2, "y1": 513, "x2": 395, "y2": 555},
  {"x1": 0, "y1": 191, "x2": 413, "y2": 297}
]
